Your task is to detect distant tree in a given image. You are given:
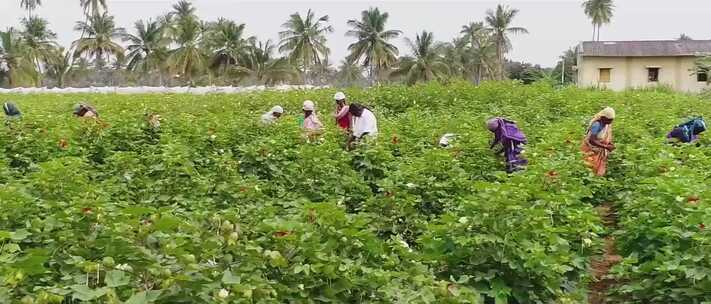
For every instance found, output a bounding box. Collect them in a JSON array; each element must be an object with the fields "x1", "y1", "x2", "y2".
[
  {"x1": 460, "y1": 21, "x2": 496, "y2": 83},
  {"x1": 205, "y1": 18, "x2": 252, "y2": 81},
  {"x1": 20, "y1": 0, "x2": 42, "y2": 18},
  {"x1": 278, "y1": 9, "x2": 333, "y2": 82},
  {"x1": 170, "y1": 0, "x2": 196, "y2": 22},
  {"x1": 80, "y1": 0, "x2": 108, "y2": 17},
  {"x1": 391, "y1": 31, "x2": 449, "y2": 85},
  {"x1": 45, "y1": 47, "x2": 74, "y2": 87},
  {"x1": 72, "y1": 13, "x2": 126, "y2": 68},
  {"x1": 335, "y1": 60, "x2": 365, "y2": 87},
  {"x1": 551, "y1": 47, "x2": 577, "y2": 85},
  {"x1": 506, "y1": 60, "x2": 546, "y2": 84},
  {"x1": 20, "y1": 16, "x2": 57, "y2": 85},
  {"x1": 124, "y1": 19, "x2": 170, "y2": 85},
  {"x1": 582, "y1": 0, "x2": 614, "y2": 41},
  {"x1": 485, "y1": 4, "x2": 528, "y2": 80},
  {"x1": 168, "y1": 15, "x2": 205, "y2": 85},
  {"x1": 346, "y1": 7, "x2": 402, "y2": 84},
  {"x1": 244, "y1": 40, "x2": 299, "y2": 85},
  {"x1": 0, "y1": 28, "x2": 36, "y2": 87},
  {"x1": 678, "y1": 34, "x2": 693, "y2": 41}
]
